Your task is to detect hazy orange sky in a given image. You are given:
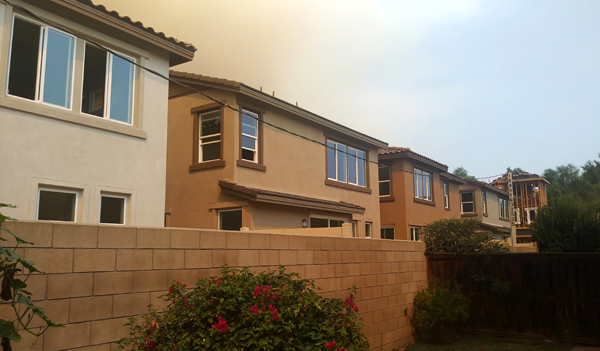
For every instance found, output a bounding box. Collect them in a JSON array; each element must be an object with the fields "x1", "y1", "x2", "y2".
[{"x1": 99, "y1": 0, "x2": 600, "y2": 178}]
